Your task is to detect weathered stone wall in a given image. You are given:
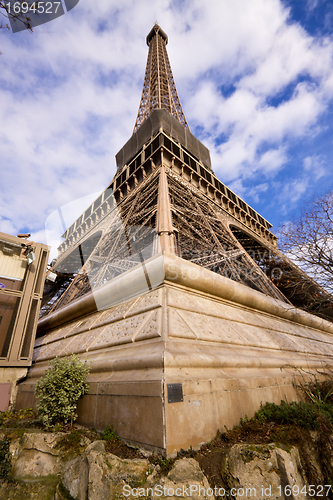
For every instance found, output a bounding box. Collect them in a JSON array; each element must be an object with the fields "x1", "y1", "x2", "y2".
[{"x1": 16, "y1": 254, "x2": 333, "y2": 456}]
